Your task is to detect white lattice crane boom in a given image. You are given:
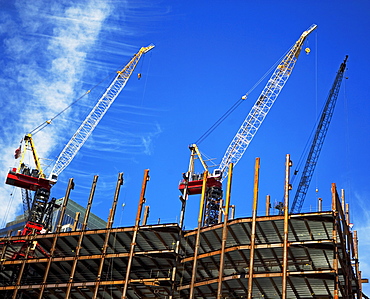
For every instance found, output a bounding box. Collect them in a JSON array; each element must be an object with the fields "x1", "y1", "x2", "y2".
[
  {"x1": 49, "y1": 44, "x2": 154, "y2": 180},
  {"x1": 6, "y1": 44, "x2": 154, "y2": 235},
  {"x1": 218, "y1": 25, "x2": 317, "y2": 181}
]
